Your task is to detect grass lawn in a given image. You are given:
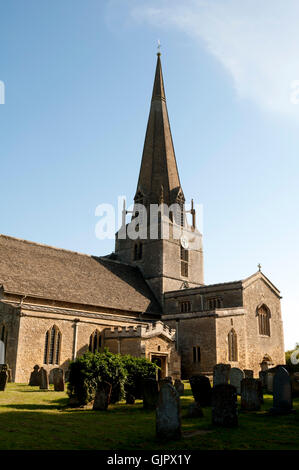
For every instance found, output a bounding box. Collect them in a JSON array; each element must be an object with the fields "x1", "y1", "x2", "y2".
[{"x1": 0, "y1": 382, "x2": 298, "y2": 450}]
